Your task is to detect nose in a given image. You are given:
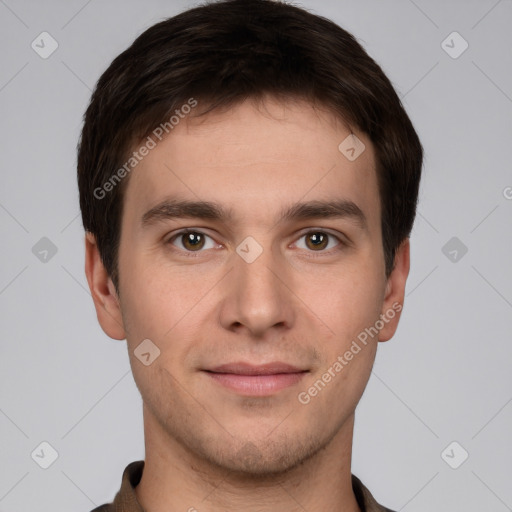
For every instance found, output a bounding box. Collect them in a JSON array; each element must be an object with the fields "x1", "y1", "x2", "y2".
[{"x1": 218, "y1": 241, "x2": 296, "y2": 338}]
